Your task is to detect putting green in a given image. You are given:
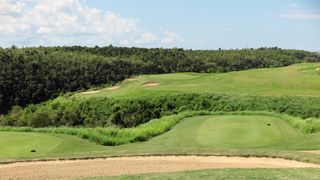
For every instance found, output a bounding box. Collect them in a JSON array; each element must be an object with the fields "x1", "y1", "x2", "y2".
[{"x1": 75, "y1": 63, "x2": 320, "y2": 97}]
